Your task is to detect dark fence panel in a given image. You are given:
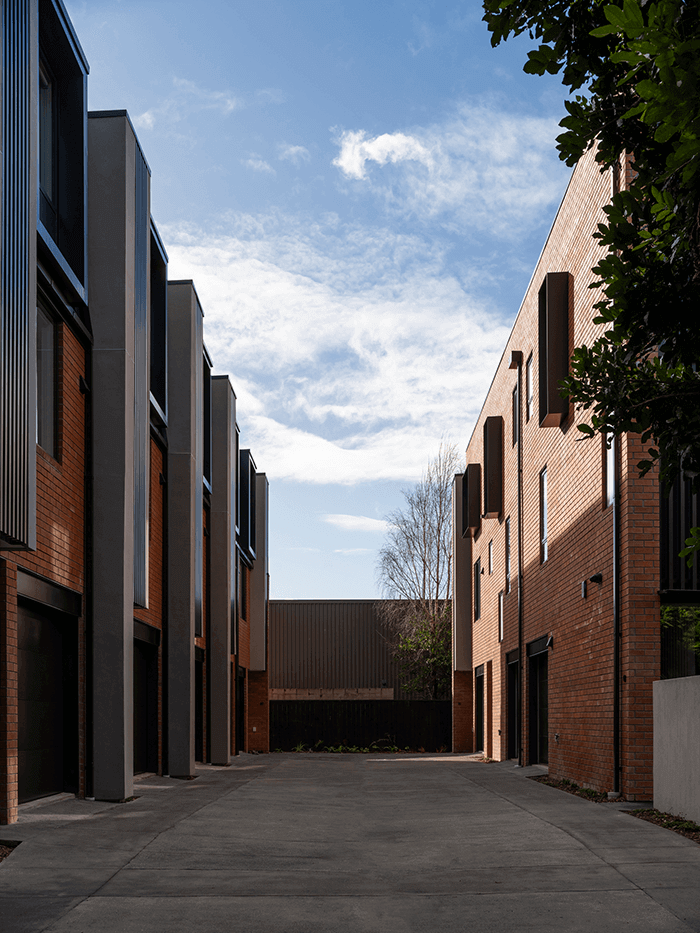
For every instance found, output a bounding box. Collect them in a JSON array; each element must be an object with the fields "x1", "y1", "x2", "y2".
[{"x1": 271, "y1": 700, "x2": 452, "y2": 751}]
